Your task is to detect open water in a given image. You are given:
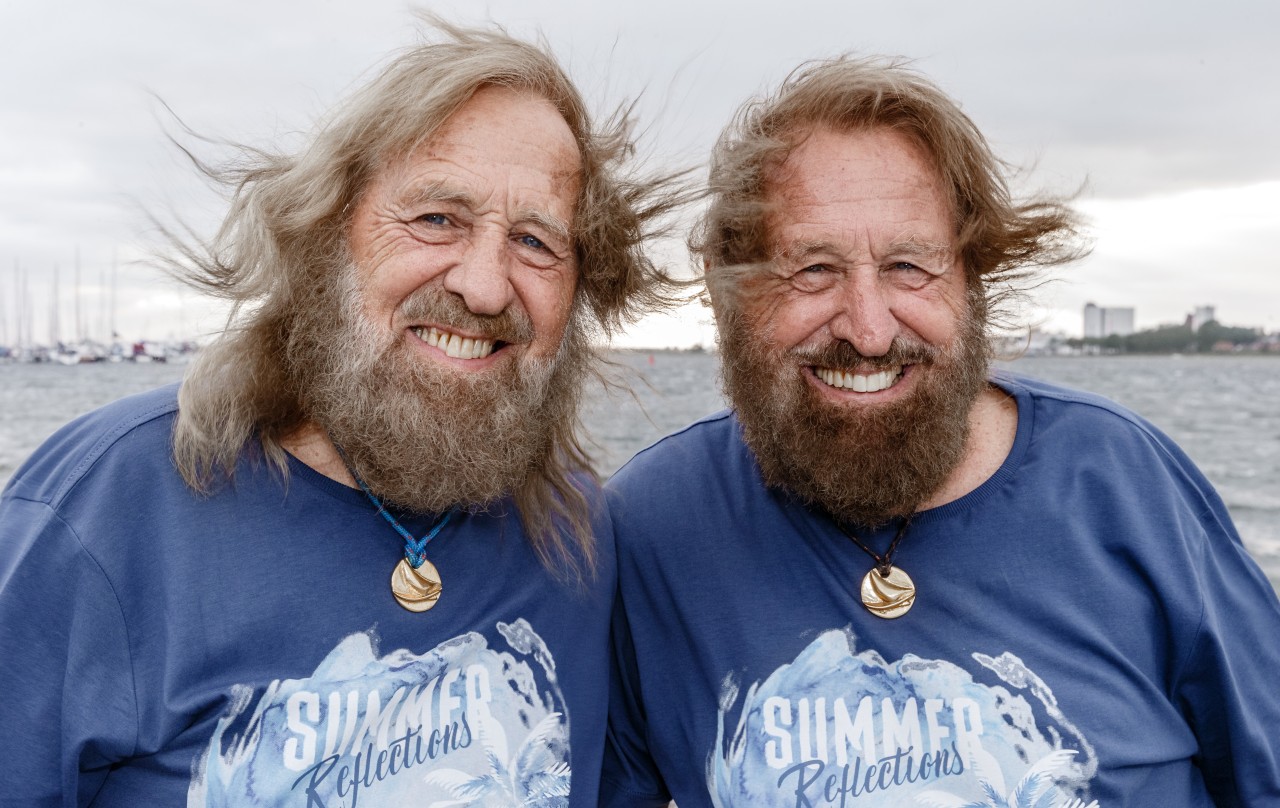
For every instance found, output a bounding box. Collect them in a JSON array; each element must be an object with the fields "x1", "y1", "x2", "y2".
[{"x1": 3, "y1": 353, "x2": 1277, "y2": 590}]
